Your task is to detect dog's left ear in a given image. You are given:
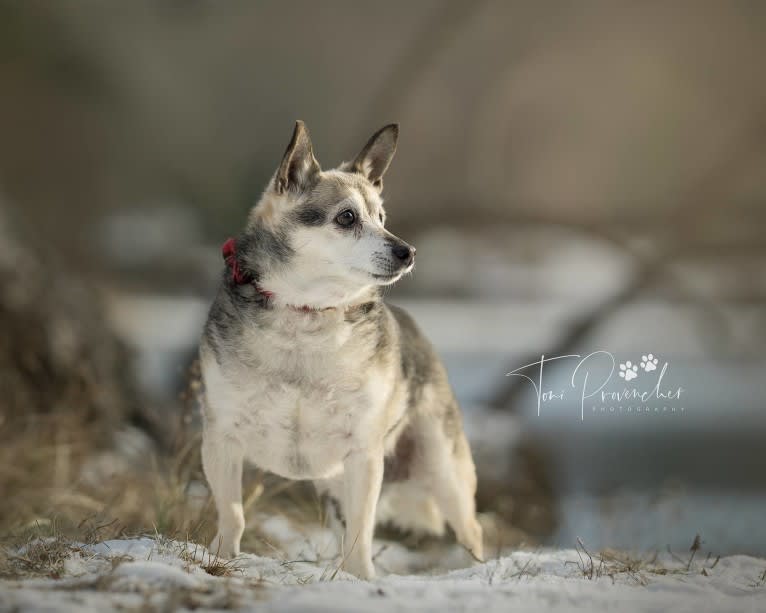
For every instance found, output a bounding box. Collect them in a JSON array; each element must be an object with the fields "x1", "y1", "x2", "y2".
[{"x1": 351, "y1": 124, "x2": 399, "y2": 191}]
